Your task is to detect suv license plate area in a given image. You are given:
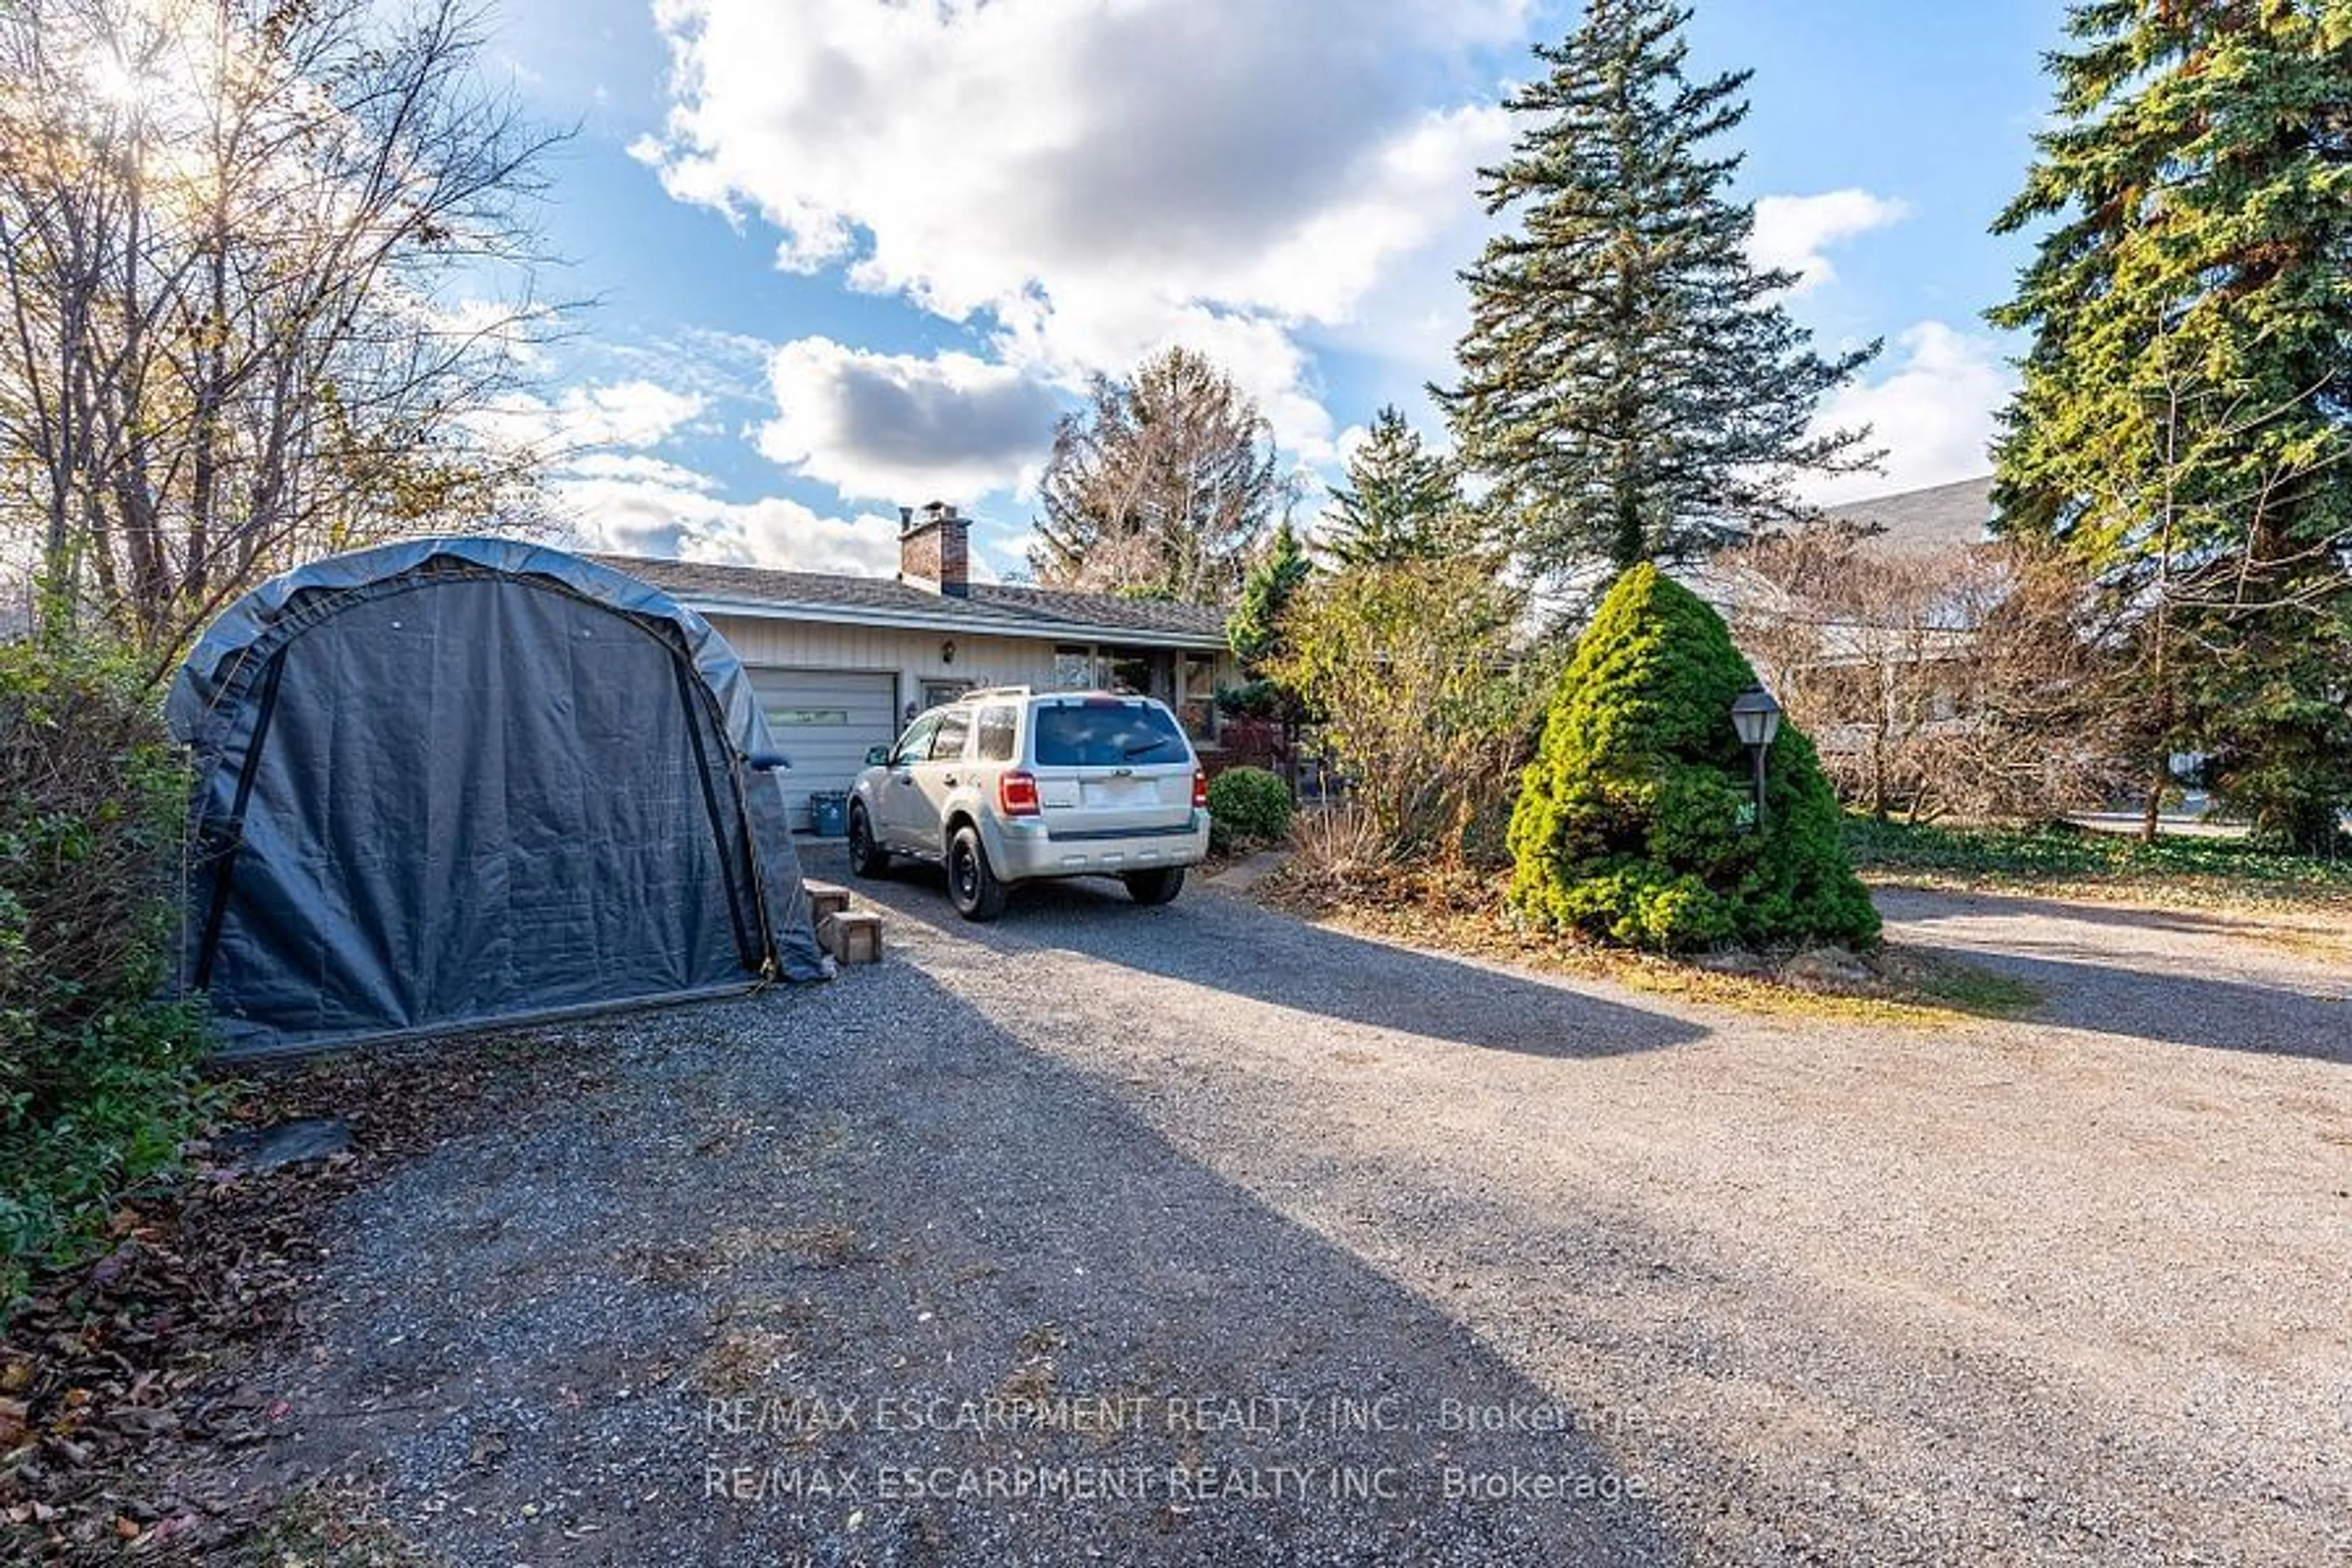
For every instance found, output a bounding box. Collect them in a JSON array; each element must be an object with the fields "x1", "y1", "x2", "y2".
[{"x1": 1081, "y1": 777, "x2": 1152, "y2": 808}]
